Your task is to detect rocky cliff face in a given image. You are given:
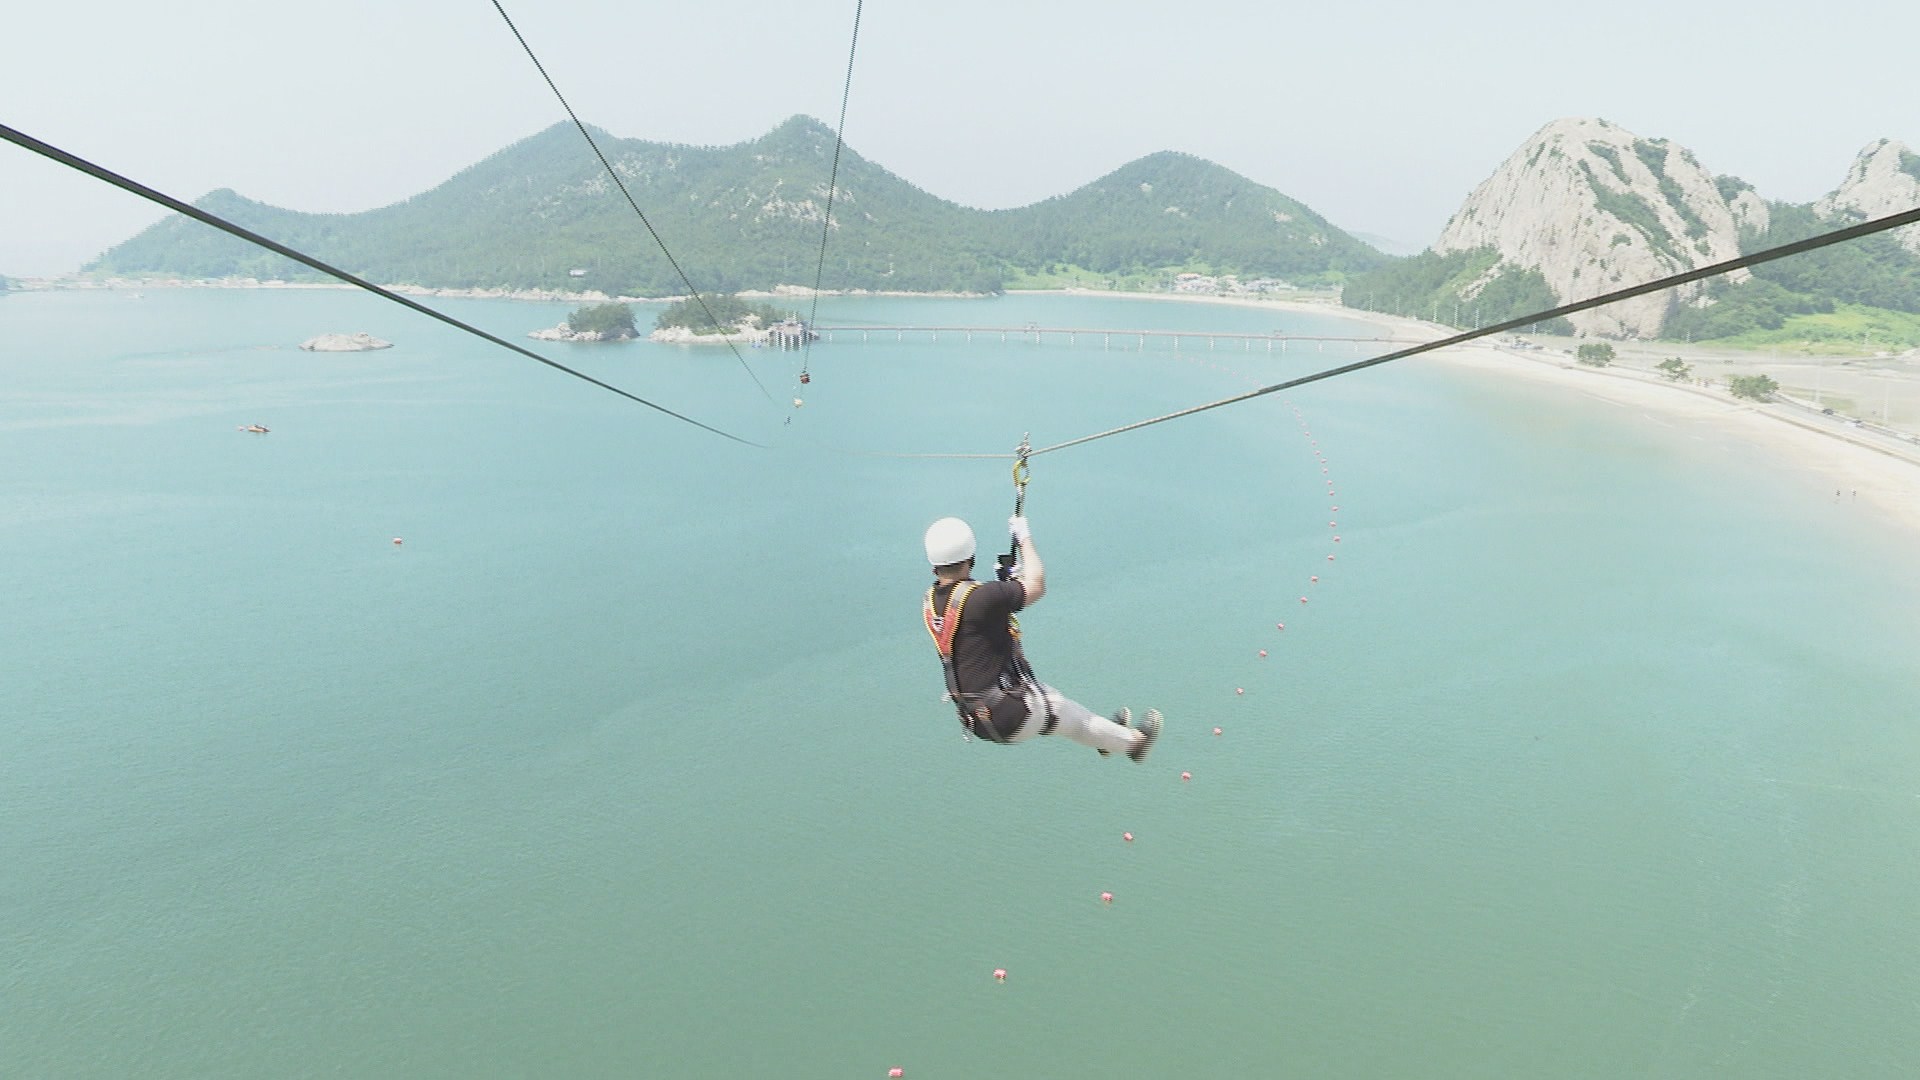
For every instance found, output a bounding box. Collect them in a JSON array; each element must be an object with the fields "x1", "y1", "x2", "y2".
[
  {"x1": 1814, "y1": 139, "x2": 1920, "y2": 253},
  {"x1": 1435, "y1": 118, "x2": 1759, "y2": 338}
]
